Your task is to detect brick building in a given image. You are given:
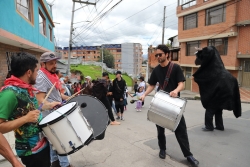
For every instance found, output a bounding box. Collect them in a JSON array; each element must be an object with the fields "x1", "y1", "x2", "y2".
[
  {"x1": 58, "y1": 44, "x2": 122, "y2": 70},
  {"x1": 176, "y1": 0, "x2": 250, "y2": 91},
  {"x1": 0, "y1": 0, "x2": 55, "y2": 86}
]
